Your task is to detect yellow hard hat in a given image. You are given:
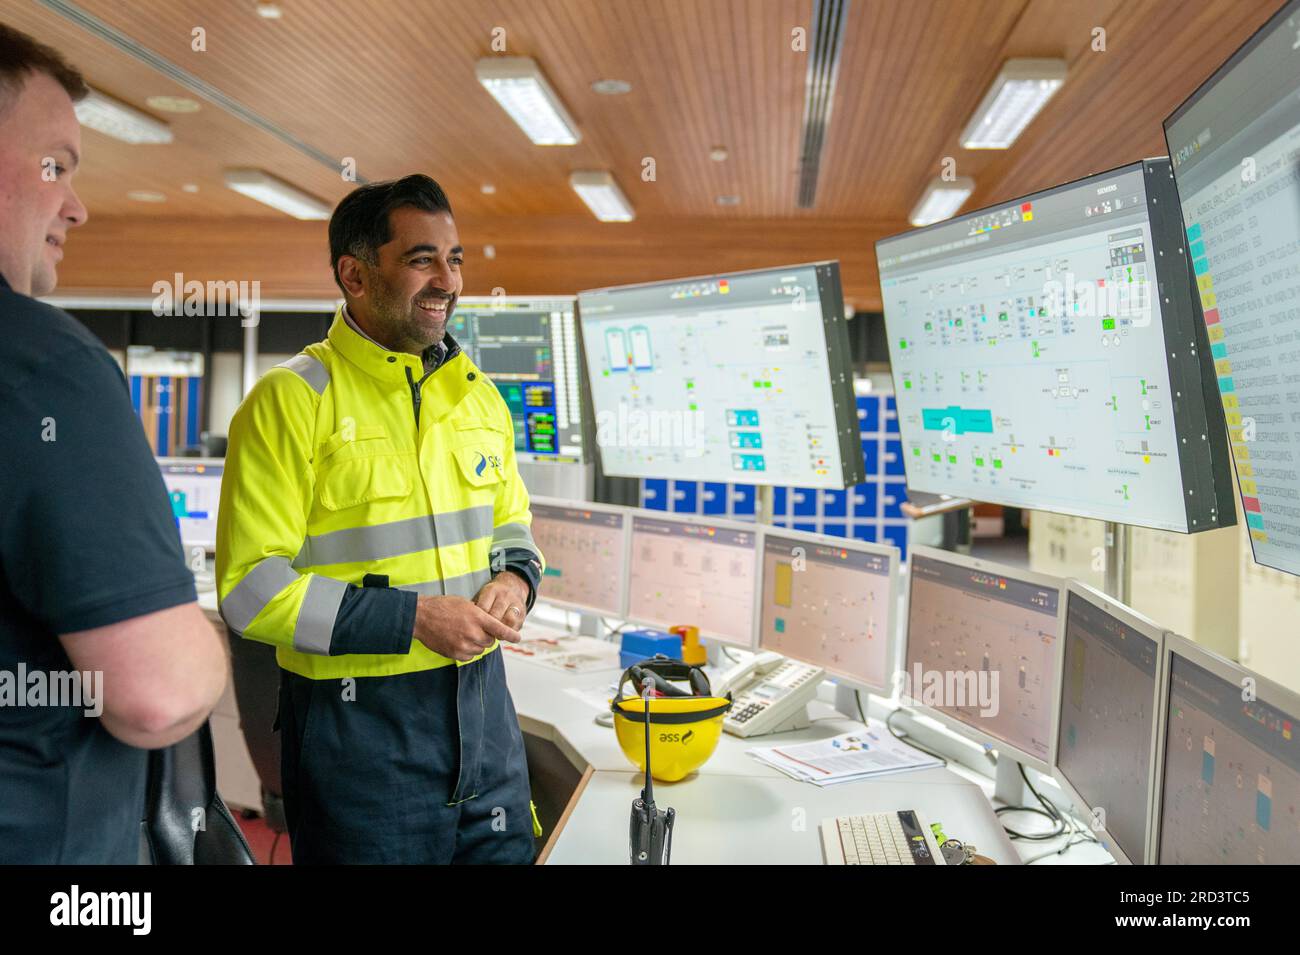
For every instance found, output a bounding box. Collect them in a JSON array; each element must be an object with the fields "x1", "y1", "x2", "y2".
[{"x1": 611, "y1": 656, "x2": 732, "y2": 782}]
